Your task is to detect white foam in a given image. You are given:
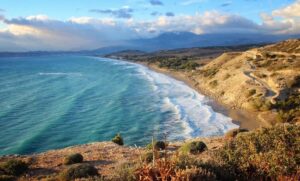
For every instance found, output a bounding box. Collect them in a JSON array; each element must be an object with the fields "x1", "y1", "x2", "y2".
[
  {"x1": 97, "y1": 58, "x2": 239, "y2": 138},
  {"x1": 38, "y1": 72, "x2": 83, "y2": 76}
]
